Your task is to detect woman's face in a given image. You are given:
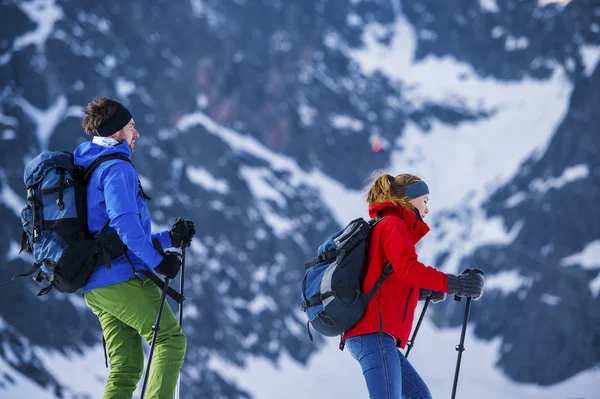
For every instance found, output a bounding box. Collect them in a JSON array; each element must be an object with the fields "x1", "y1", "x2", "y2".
[{"x1": 410, "y1": 194, "x2": 429, "y2": 219}]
